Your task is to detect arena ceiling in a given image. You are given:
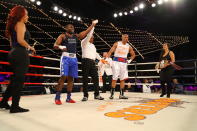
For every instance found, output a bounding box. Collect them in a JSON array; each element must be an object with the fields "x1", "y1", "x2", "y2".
[{"x1": 0, "y1": 0, "x2": 196, "y2": 60}]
